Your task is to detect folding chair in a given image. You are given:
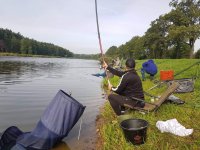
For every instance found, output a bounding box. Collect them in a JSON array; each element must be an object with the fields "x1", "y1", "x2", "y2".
[{"x1": 124, "y1": 82, "x2": 180, "y2": 113}]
